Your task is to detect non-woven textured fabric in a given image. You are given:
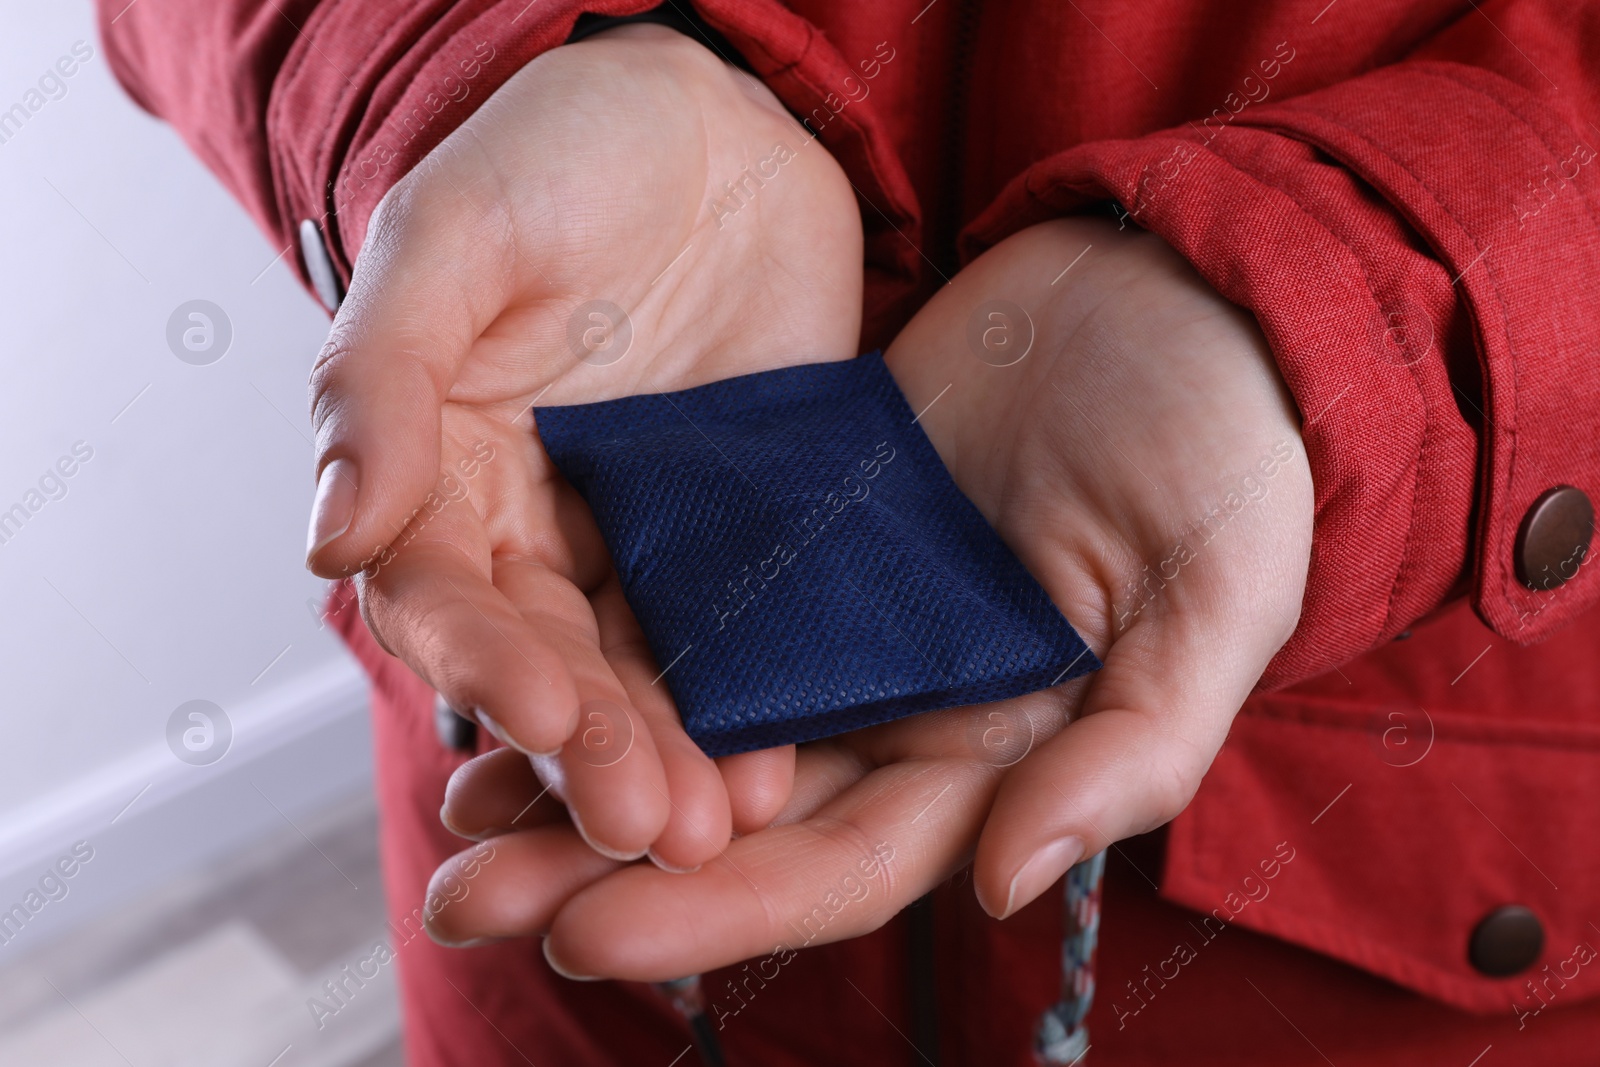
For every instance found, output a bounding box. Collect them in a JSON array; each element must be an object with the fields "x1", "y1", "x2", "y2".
[{"x1": 534, "y1": 351, "x2": 1100, "y2": 757}]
